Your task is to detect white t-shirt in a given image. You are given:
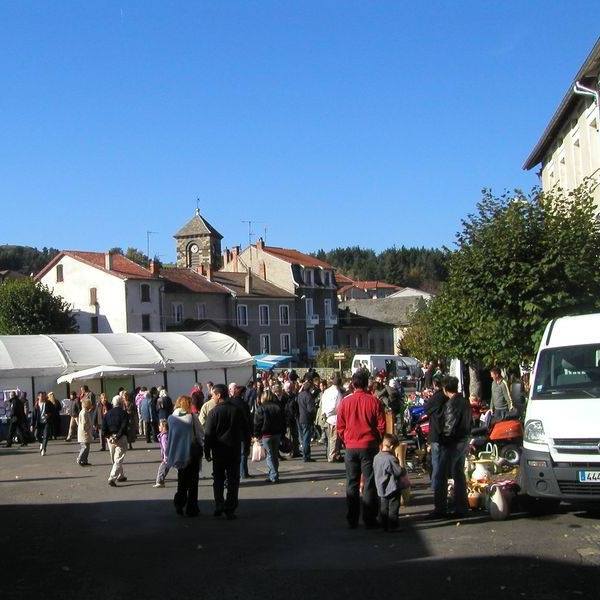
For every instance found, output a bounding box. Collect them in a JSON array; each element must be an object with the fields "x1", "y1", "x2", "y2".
[{"x1": 320, "y1": 386, "x2": 343, "y2": 426}]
